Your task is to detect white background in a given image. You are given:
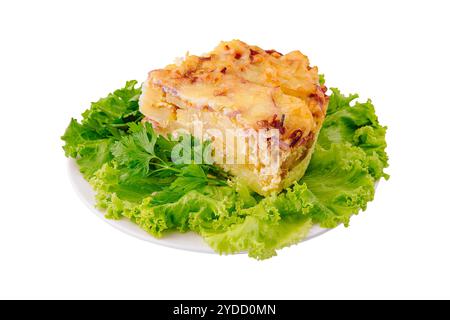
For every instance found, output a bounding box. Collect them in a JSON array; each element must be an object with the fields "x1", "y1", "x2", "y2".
[{"x1": 1, "y1": 0, "x2": 449, "y2": 299}]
